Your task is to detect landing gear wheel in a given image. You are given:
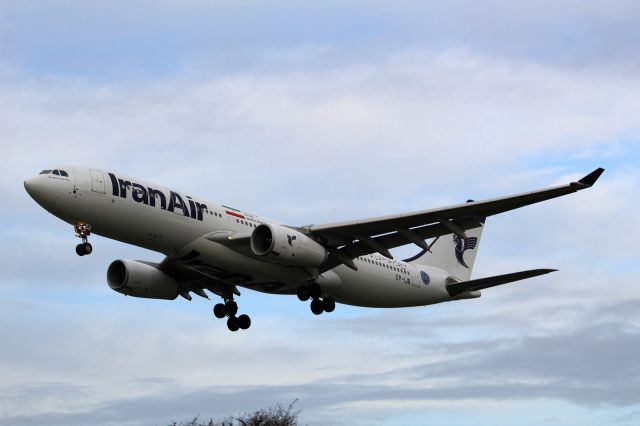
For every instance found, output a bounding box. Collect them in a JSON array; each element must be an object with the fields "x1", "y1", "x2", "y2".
[
  {"x1": 227, "y1": 316, "x2": 240, "y2": 332},
  {"x1": 322, "y1": 297, "x2": 336, "y2": 313},
  {"x1": 309, "y1": 283, "x2": 322, "y2": 299},
  {"x1": 76, "y1": 243, "x2": 92, "y2": 256},
  {"x1": 213, "y1": 303, "x2": 226, "y2": 319},
  {"x1": 225, "y1": 301, "x2": 238, "y2": 317},
  {"x1": 74, "y1": 223, "x2": 92, "y2": 256},
  {"x1": 238, "y1": 314, "x2": 251, "y2": 330},
  {"x1": 83, "y1": 242, "x2": 93, "y2": 255},
  {"x1": 310, "y1": 299, "x2": 324, "y2": 315},
  {"x1": 297, "y1": 286, "x2": 310, "y2": 302}
]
